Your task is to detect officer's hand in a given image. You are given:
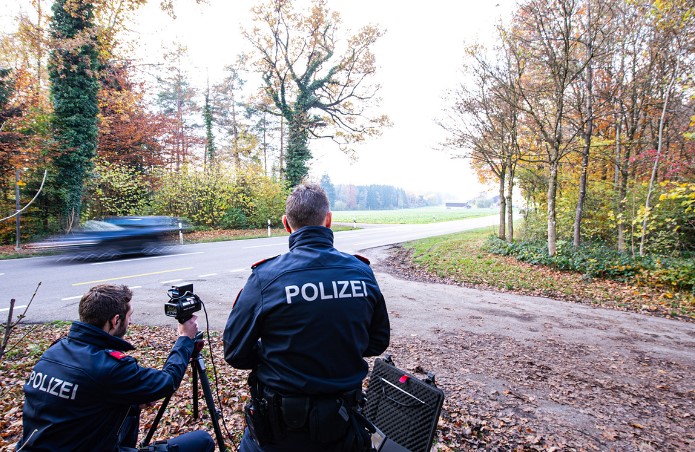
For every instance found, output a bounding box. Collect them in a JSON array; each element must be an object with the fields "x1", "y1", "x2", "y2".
[{"x1": 178, "y1": 314, "x2": 198, "y2": 339}]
